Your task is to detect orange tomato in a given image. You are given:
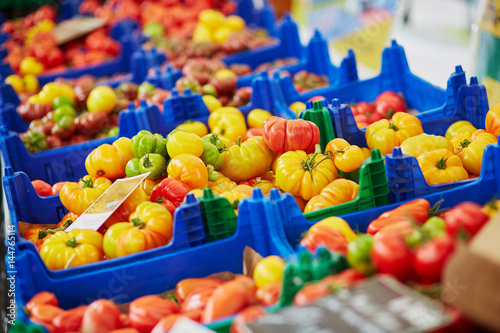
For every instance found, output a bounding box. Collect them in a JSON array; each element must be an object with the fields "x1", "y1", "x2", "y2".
[{"x1": 167, "y1": 154, "x2": 208, "y2": 190}]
